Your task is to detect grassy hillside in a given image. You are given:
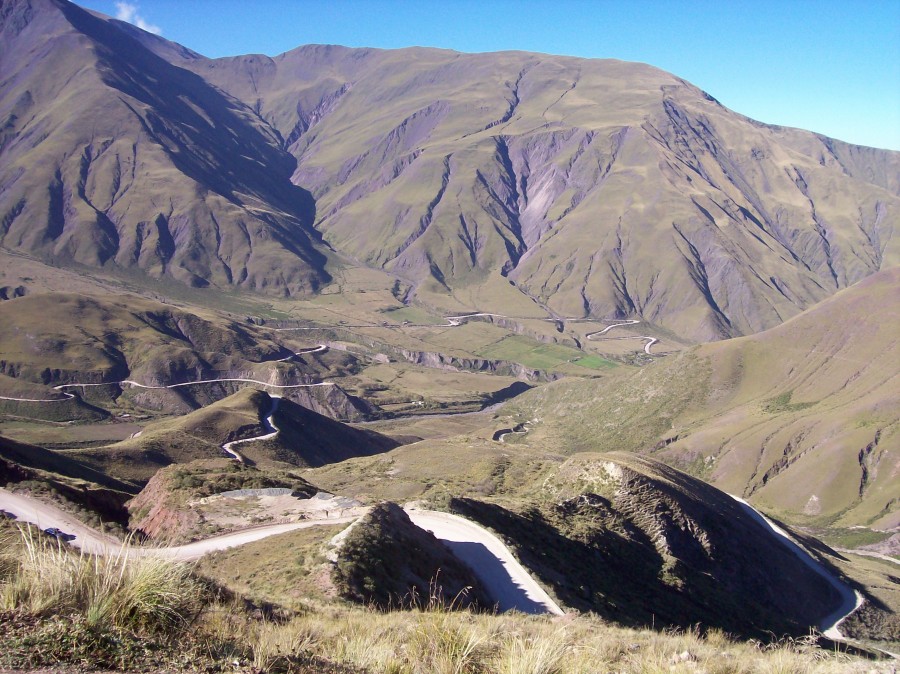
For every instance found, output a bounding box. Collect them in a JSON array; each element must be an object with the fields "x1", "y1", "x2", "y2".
[
  {"x1": 0, "y1": 292, "x2": 360, "y2": 418},
  {"x1": 517, "y1": 268, "x2": 900, "y2": 528},
  {"x1": 0, "y1": 434, "x2": 136, "y2": 528},
  {"x1": 182, "y1": 42, "x2": 900, "y2": 342},
  {"x1": 451, "y1": 452, "x2": 841, "y2": 639},
  {"x1": 69, "y1": 388, "x2": 397, "y2": 482}
]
